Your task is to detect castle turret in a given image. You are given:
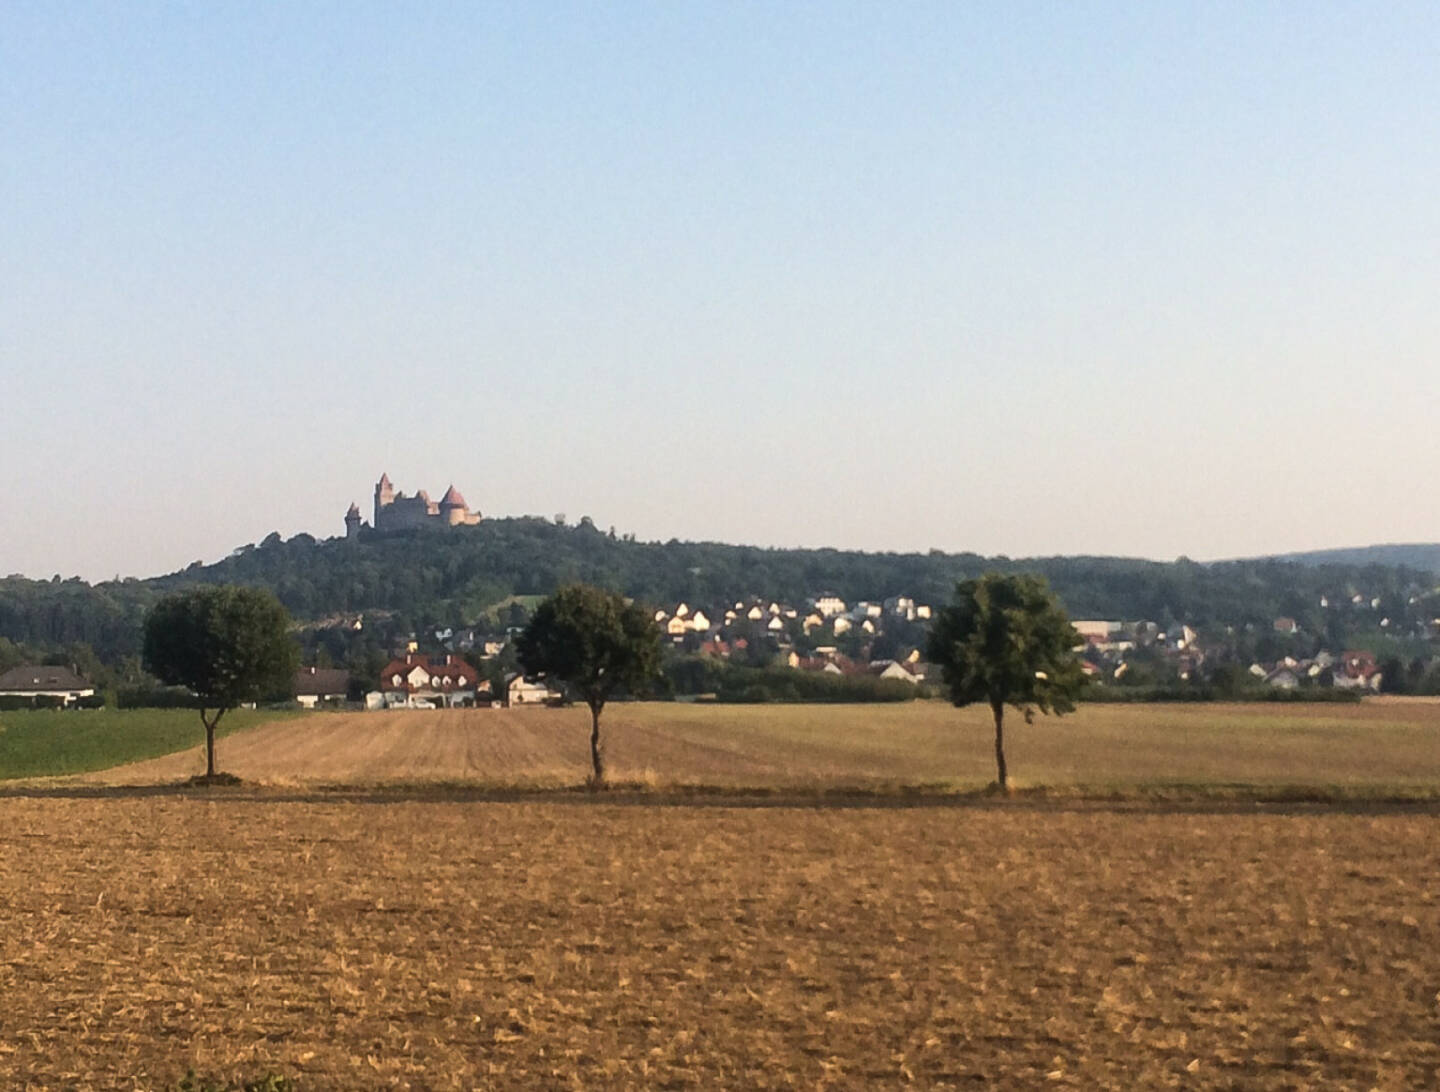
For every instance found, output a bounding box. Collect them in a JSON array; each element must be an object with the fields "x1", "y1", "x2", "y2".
[
  {"x1": 439, "y1": 484, "x2": 468, "y2": 525},
  {"x1": 345, "y1": 502, "x2": 362, "y2": 541},
  {"x1": 374, "y1": 473, "x2": 394, "y2": 526}
]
